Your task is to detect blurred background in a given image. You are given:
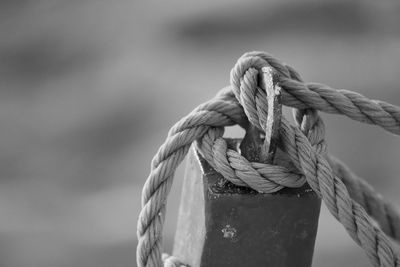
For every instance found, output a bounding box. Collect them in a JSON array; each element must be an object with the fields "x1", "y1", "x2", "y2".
[{"x1": 0, "y1": 0, "x2": 399, "y2": 266}]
